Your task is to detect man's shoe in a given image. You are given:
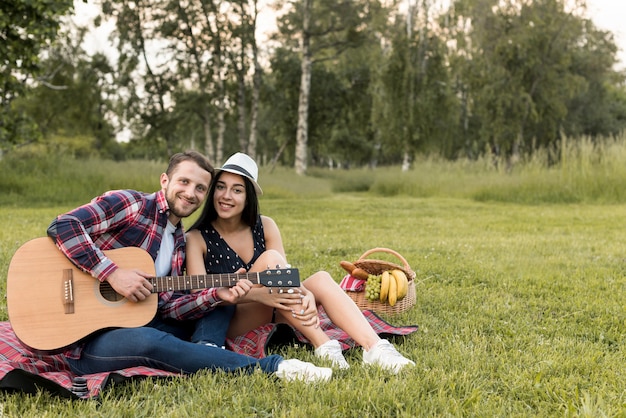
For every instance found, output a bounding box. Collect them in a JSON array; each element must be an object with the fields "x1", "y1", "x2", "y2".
[{"x1": 275, "y1": 359, "x2": 333, "y2": 383}]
